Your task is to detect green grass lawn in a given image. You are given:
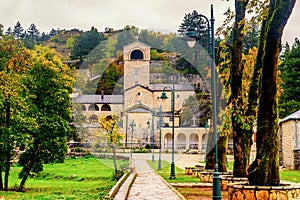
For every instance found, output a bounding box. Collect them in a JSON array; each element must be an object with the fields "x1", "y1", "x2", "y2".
[
  {"x1": 147, "y1": 160, "x2": 200, "y2": 183},
  {"x1": 0, "y1": 156, "x2": 128, "y2": 200},
  {"x1": 280, "y1": 169, "x2": 300, "y2": 183}
]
